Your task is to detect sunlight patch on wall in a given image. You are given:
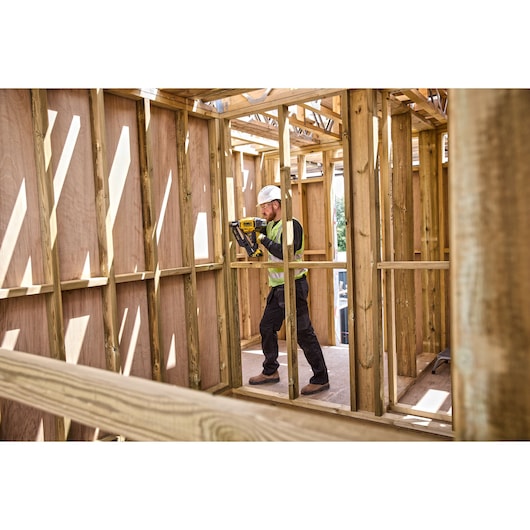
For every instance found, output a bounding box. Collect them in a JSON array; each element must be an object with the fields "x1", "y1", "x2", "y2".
[
  {"x1": 53, "y1": 115, "x2": 80, "y2": 203},
  {"x1": 35, "y1": 419, "x2": 45, "y2": 442},
  {"x1": 45, "y1": 109, "x2": 57, "y2": 172},
  {"x1": 64, "y1": 314, "x2": 90, "y2": 364},
  {"x1": 157, "y1": 170, "x2": 172, "y2": 245},
  {"x1": 226, "y1": 177, "x2": 235, "y2": 221},
  {"x1": 108, "y1": 126, "x2": 131, "y2": 229},
  {"x1": 21, "y1": 257, "x2": 33, "y2": 286},
  {"x1": 242, "y1": 169, "x2": 250, "y2": 190},
  {"x1": 167, "y1": 333, "x2": 177, "y2": 369},
  {"x1": 1, "y1": 328, "x2": 20, "y2": 349},
  {"x1": 0, "y1": 179, "x2": 27, "y2": 286},
  {"x1": 241, "y1": 169, "x2": 250, "y2": 217},
  {"x1": 118, "y1": 307, "x2": 128, "y2": 341},
  {"x1": 122, "y1": 305, "x2": 141, "y2": 377},
  {"x1": 193, "y1": 211, "x2": 209, "y2": 260},
  {"x1": 81, "y1": 251, "x2": 91, "y2": 278}
]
